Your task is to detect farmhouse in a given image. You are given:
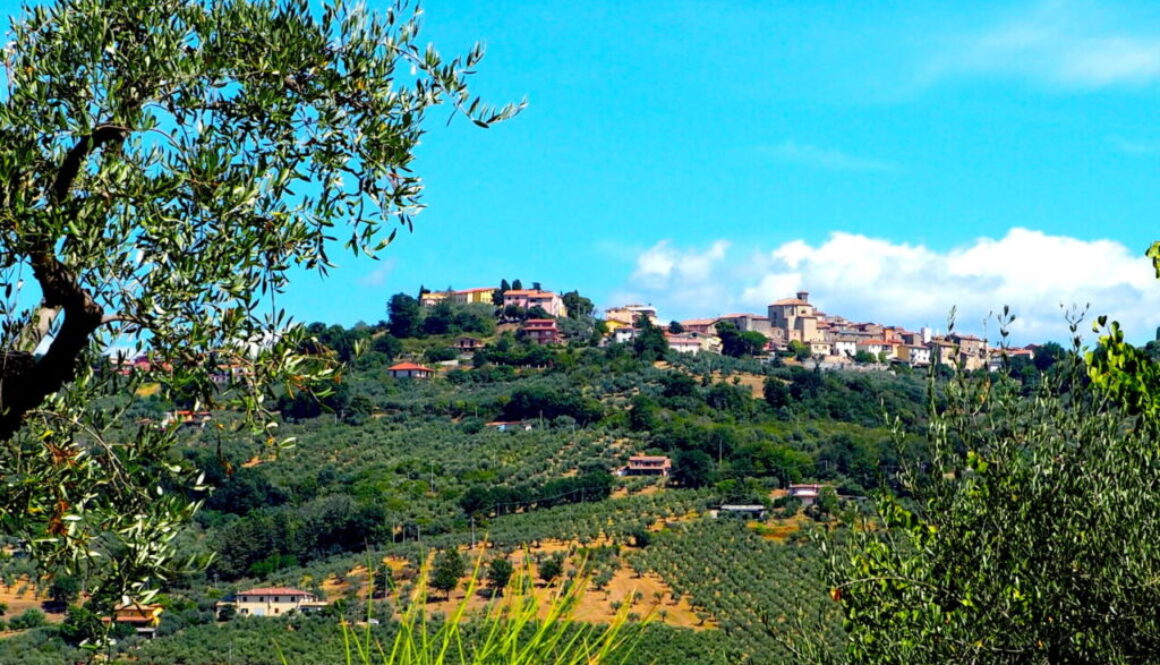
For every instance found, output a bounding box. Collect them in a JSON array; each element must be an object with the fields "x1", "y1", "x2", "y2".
[
  {"x1": 388, "y1": 362, "x2": 434, "y2": 379},
  {"x1": 616, "y1": 455, "x2": 672, "y2": 477},
  {"x1": 455, "y1": 337, "x2": 485, "y2": 352},
  {"x1": 227, "y1": 587, "x2": 328, "y2": 617},
  {"x1": 103, "y1": 604, "x2": 164, "y2": 637}
]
